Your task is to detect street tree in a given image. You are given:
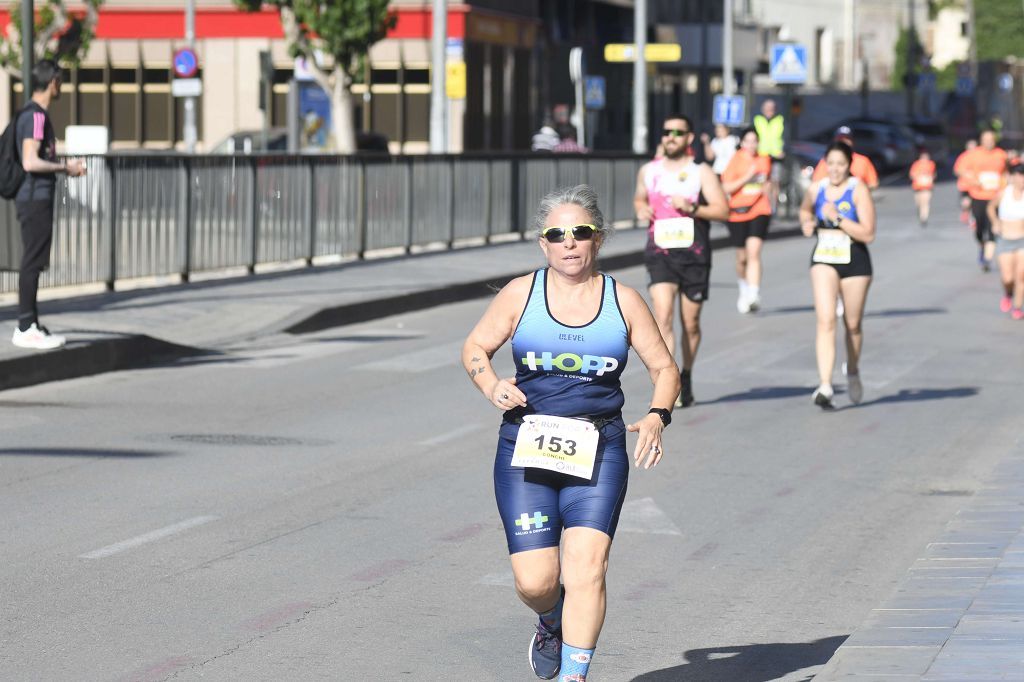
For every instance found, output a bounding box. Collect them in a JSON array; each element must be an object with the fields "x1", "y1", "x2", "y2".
[
  {"x1": 235, "y1": 0, "x2": 395, "y2": 153},
  {"x1": 0, "y1": 0, "x2": 103, "y2": 78}
]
